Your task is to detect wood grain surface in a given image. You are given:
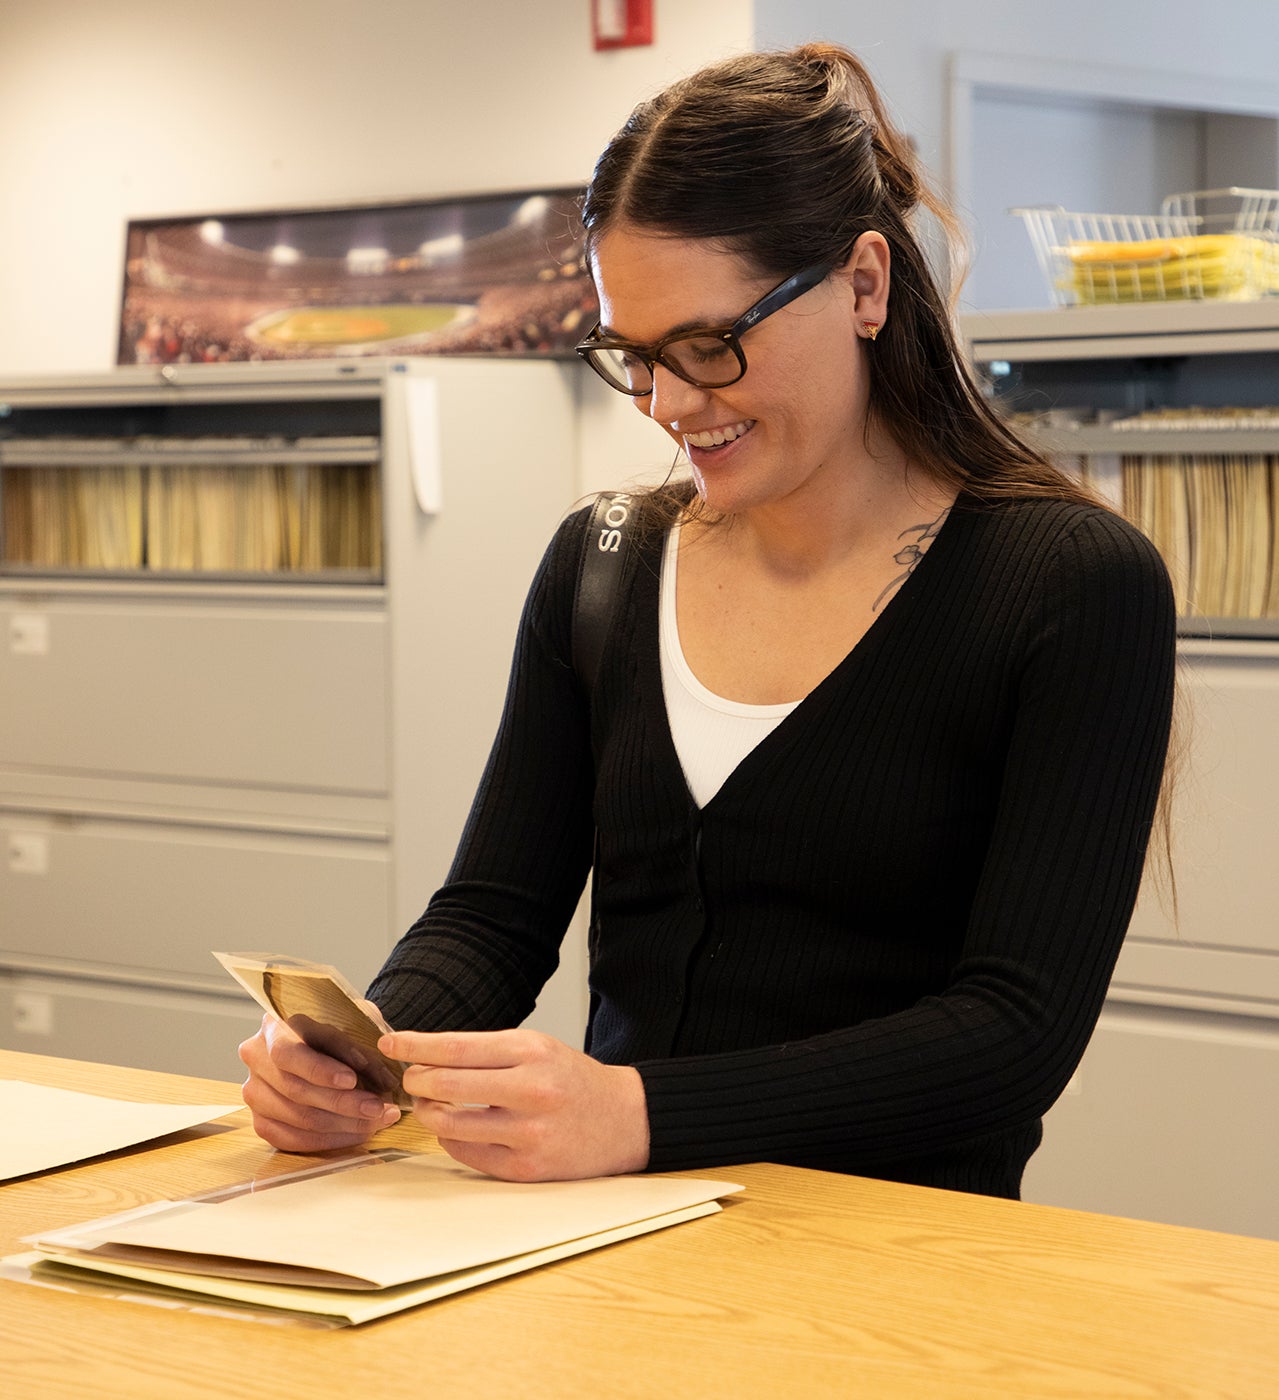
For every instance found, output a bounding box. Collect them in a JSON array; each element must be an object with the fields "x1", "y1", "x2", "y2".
[{"x1": 2, "y1": 1049, "x2": 1276, "y2": 1399}]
